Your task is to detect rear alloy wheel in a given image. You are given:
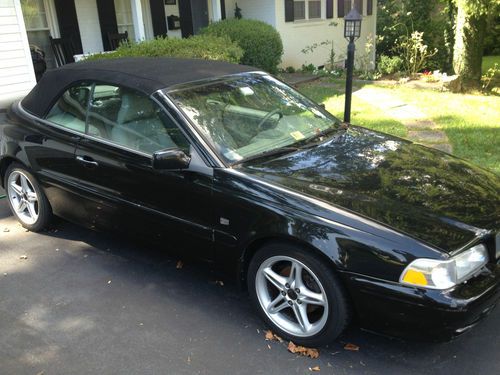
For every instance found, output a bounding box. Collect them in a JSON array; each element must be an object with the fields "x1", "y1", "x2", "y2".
[
  {"x1": 5, "y1": 164, "x2": 51, "y2": 231},
  {"x1": 248, "y1": 243, "x2": 350, "y2": 346}
]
